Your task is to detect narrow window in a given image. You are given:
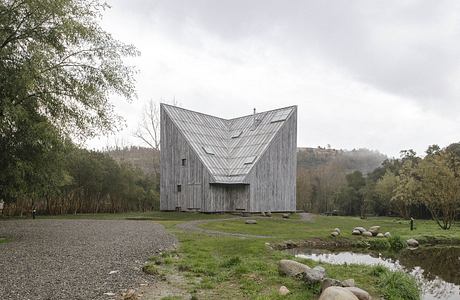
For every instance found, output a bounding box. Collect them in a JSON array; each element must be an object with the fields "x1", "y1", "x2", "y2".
[
  {"x1": 177, "y1": 185, "x2": 182, "y2": 192},
  {"x1": 181, "y1": 158, "x2": 186, "y2": 166}
]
